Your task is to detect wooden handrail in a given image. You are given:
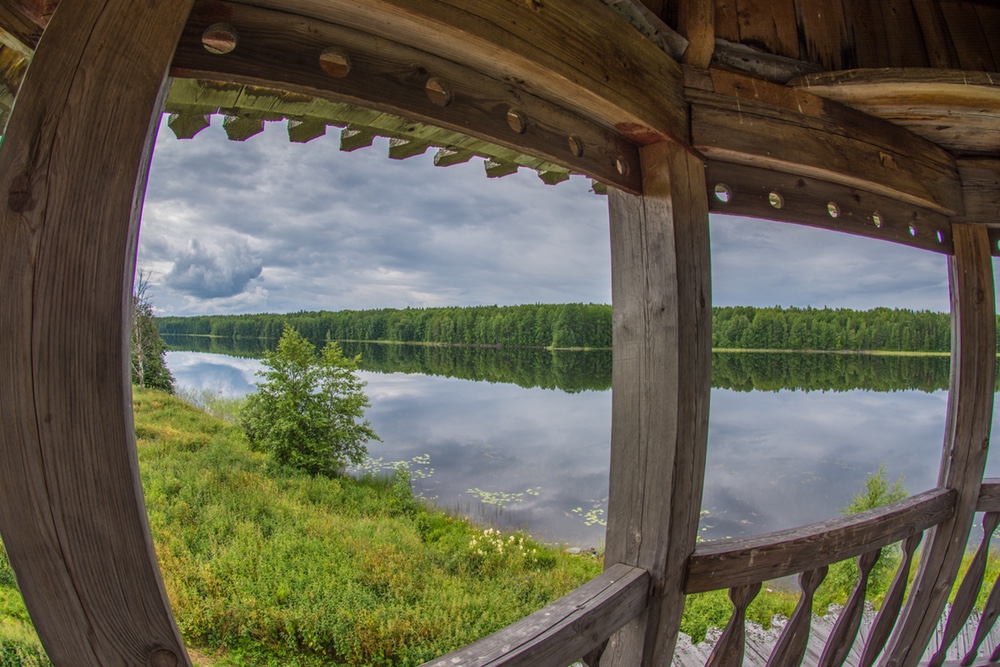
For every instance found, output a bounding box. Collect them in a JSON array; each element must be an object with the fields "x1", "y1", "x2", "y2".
[
  {"x1": 685, "y1": 488, "x2": 956, "y2": 593},
  {"x1": 977, "y1": 479, "x2": 1000, "y2": 512},
  {"x1": 419, "y1": 563, "x2": 649, "y2": 667}
]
